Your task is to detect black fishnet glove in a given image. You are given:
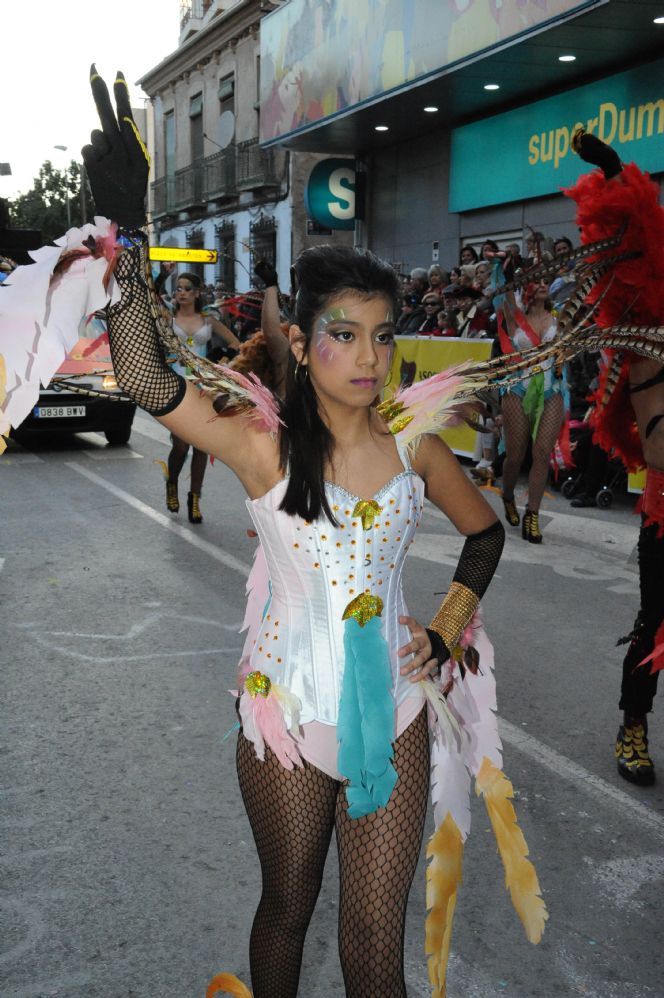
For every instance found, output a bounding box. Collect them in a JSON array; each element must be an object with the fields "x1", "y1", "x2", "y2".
[
  {"x1": 452, "y1": 519, "x2": 505, "y2": 598},
  {"x1": 82, "y1": 66, "x2": 149, "y2": 229},
  {"x1": 106, "y1": 240, "x2": 186, "y2": 416},
  {"x1": 572, "y1": 128, "x2": 622, "y2": 180},
  {"x1": 254, "y1": 258, "x2": 279, "y2": 288}
]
